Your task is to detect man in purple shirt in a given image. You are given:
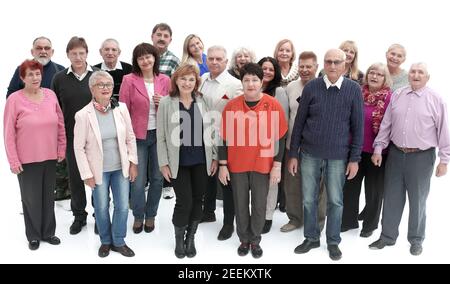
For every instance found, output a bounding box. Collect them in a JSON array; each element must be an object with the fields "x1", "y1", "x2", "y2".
[{"x1": 369, "y1": 63, "x2": 450, "y2": 256}]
